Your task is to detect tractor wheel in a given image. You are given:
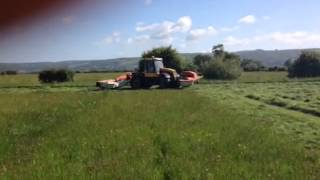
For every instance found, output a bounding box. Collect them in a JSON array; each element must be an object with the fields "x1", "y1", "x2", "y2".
[
  {"x1": 159, "y1": 76, "x2": 168, "y2": 89},
  {"x1": 130, "y1": 77, "x2": 141, "y2": 89},
  {"x1": 142, "y1": 83, "x2": 152, "y2": 89},
  {"x1": 171, "y1": 80, "x2": 181, "y2": 89}
]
